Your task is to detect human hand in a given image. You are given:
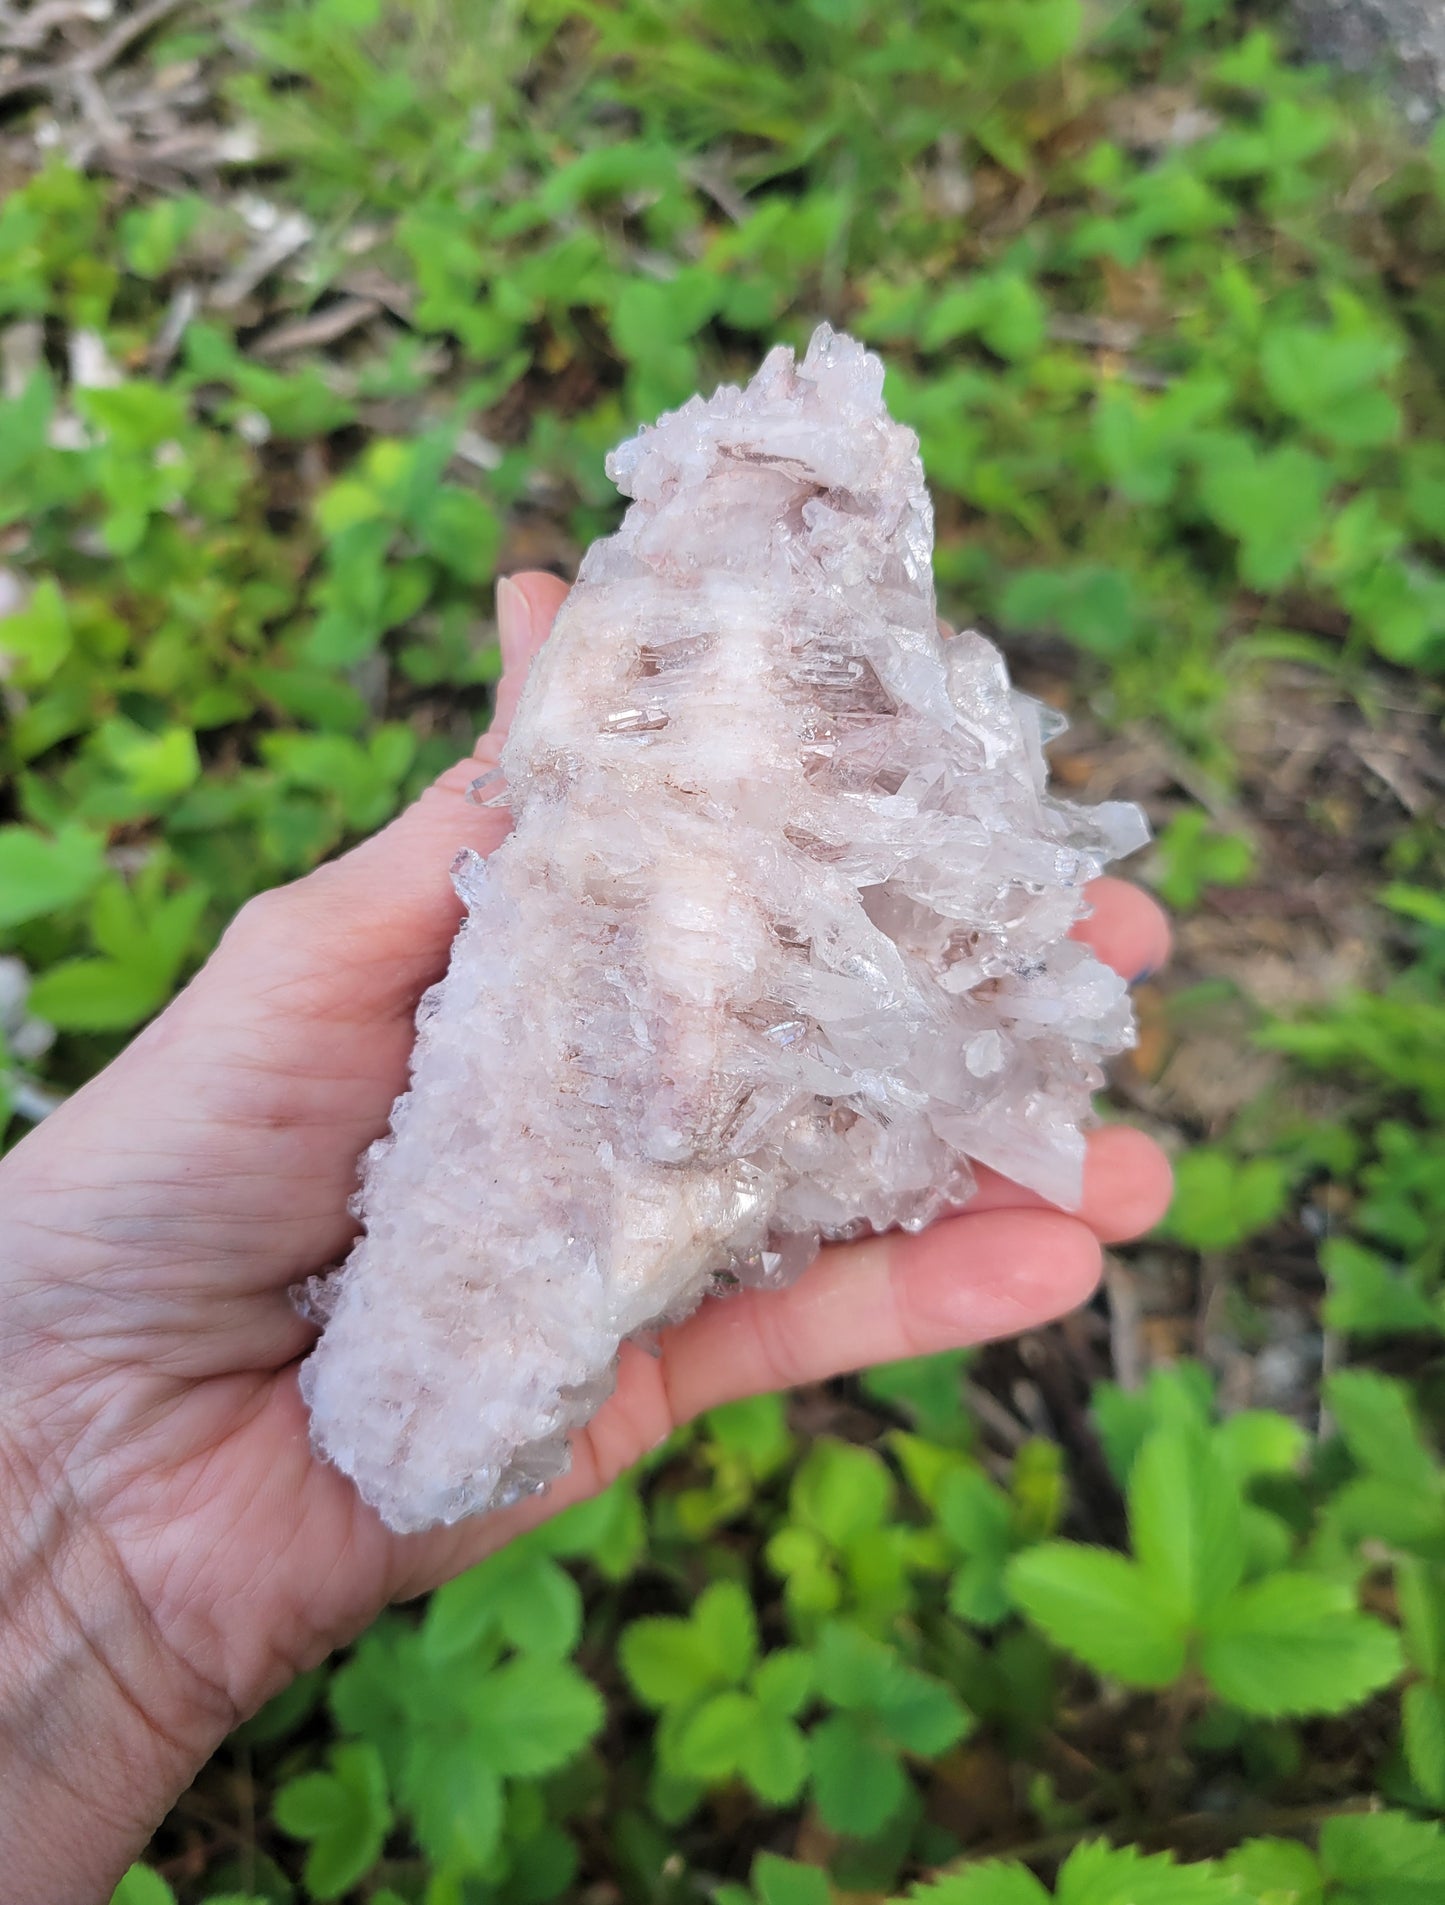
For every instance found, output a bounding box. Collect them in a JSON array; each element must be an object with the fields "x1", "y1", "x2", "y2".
[{"x1": 0, "y1": 572, "x2": 1172, "y2": 1901}]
